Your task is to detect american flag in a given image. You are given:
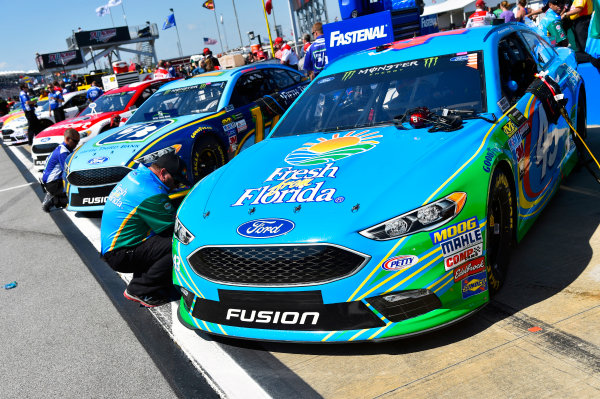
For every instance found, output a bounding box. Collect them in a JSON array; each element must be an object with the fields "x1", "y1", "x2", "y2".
[{"x1": 203, "y1": 37, "x2": 217, "y2": 45}]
